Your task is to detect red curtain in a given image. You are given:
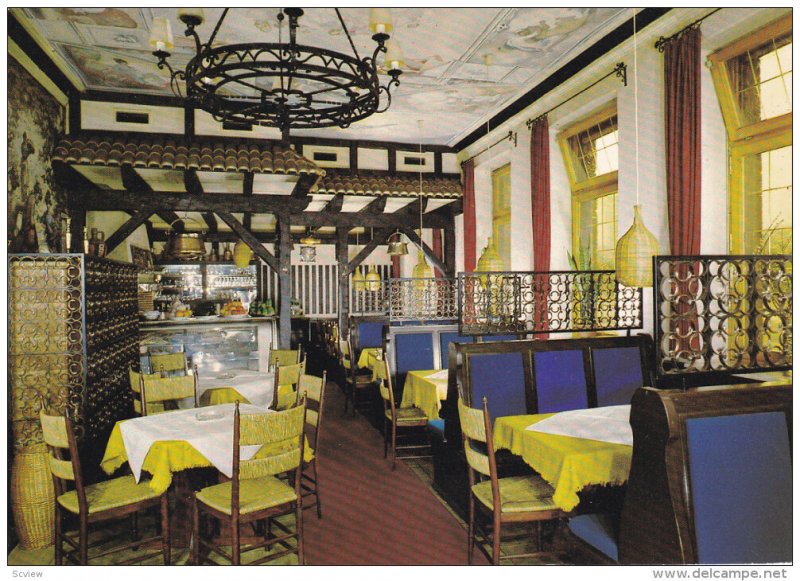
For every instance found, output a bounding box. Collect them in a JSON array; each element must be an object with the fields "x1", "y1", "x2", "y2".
[
  {"x1": 530, "y1": 116, "x2": 551, "y2": 337},
  {"x1": 462, "y1": 158, "x2": 476, "y2": 272},
  {"x1": 432, "y1": 229, "x2": 443, "y2": 278},
  {"x1": 664, "y1": 28, "x2": 702, "y2": 358},
  {"x1": 665, "y1": 27, "x2": 702, "y2": 255}
]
